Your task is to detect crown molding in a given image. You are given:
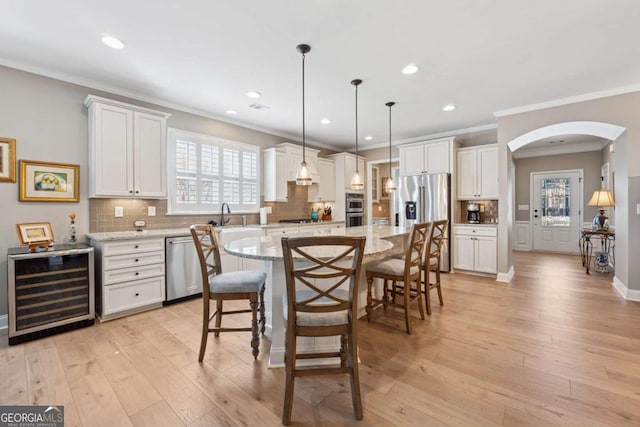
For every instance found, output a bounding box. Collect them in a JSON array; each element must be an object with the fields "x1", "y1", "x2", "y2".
[
  {"x1": 0, "y1": 57, "x2": 338, "y2": 151},
  {"x1": 361, "y1": 123, "x2": 498, "y2": 151},
  {"x1": 494, "y1": 84, "x2": 640, "y2": 118}
]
